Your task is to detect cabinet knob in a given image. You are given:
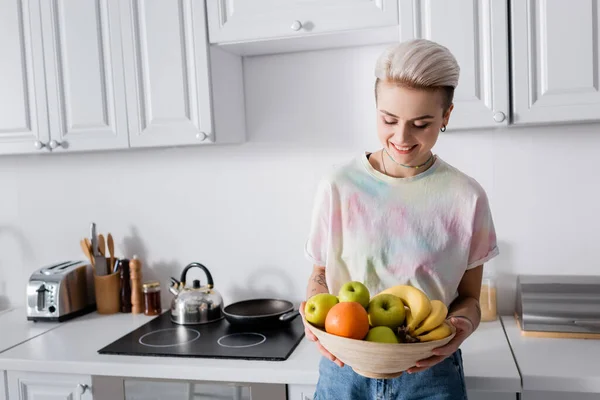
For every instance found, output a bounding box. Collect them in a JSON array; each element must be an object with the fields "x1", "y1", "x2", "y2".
[
  {"x1": 291, "y1": 20, "x2": 303, "y2": 31},
  {"x1": 49, "y1": 140, "x2": 63, "y2": 149},
  {"x1": 34, "y1": 140, "x2": 46, "y2": 150},
  {"x1": 493, "y1": 112, "x2": 506, "y2": 123},
  {"x1": 77, "y1": 383, "x2": 89, "y2": 394},
  {"x1": 196, "y1": 132, "x2": 208, "y2": 141}
]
